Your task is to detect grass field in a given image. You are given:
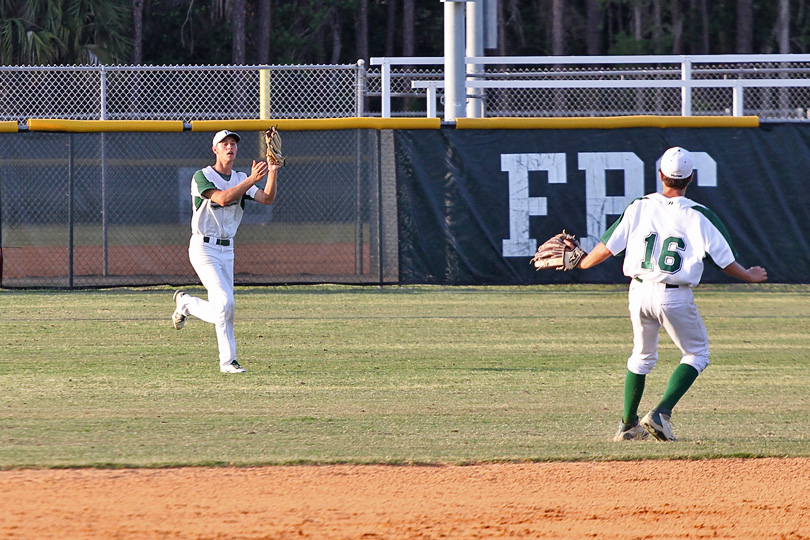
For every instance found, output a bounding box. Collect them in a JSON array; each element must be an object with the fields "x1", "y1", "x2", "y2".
[{"x1": 1, "y1": 284, "x2": 808, "y2": 469}]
